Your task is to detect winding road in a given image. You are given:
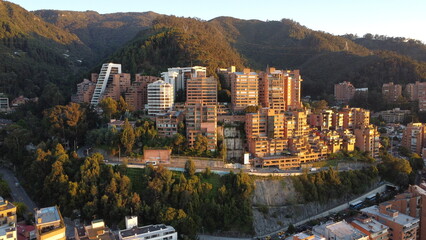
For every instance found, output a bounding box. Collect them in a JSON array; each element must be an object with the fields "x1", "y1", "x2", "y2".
[{"x1": 0, "y1": 167, "x2": 37, "y2": 212}]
